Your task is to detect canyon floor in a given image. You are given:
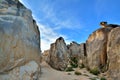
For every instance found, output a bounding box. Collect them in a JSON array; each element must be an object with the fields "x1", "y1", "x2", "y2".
[{"x1": 39, "y1": 61, "x2": 100, "y2": 80}]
